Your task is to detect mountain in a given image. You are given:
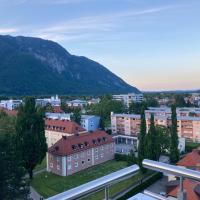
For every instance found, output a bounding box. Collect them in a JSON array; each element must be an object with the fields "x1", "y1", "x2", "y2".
[{"x1": 0, "y1": 35, "x2": 140, "y2": 96}]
